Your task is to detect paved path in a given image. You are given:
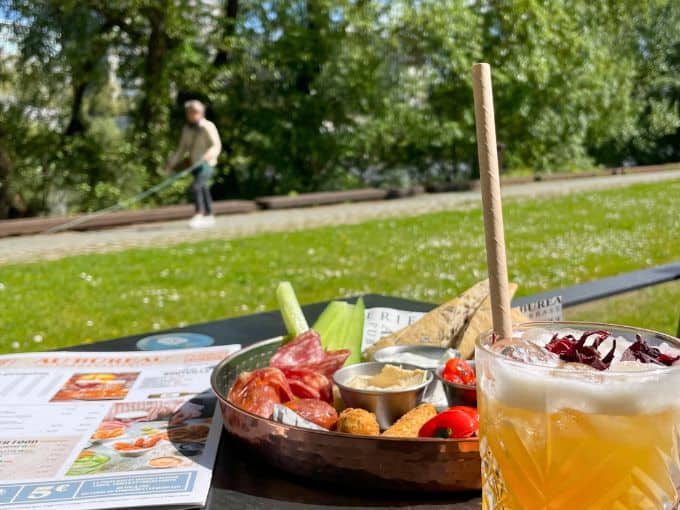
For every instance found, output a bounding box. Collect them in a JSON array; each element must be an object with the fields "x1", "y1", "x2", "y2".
[{"x1": 1, "y1": 170, "x2": 679, "y2": 265}]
